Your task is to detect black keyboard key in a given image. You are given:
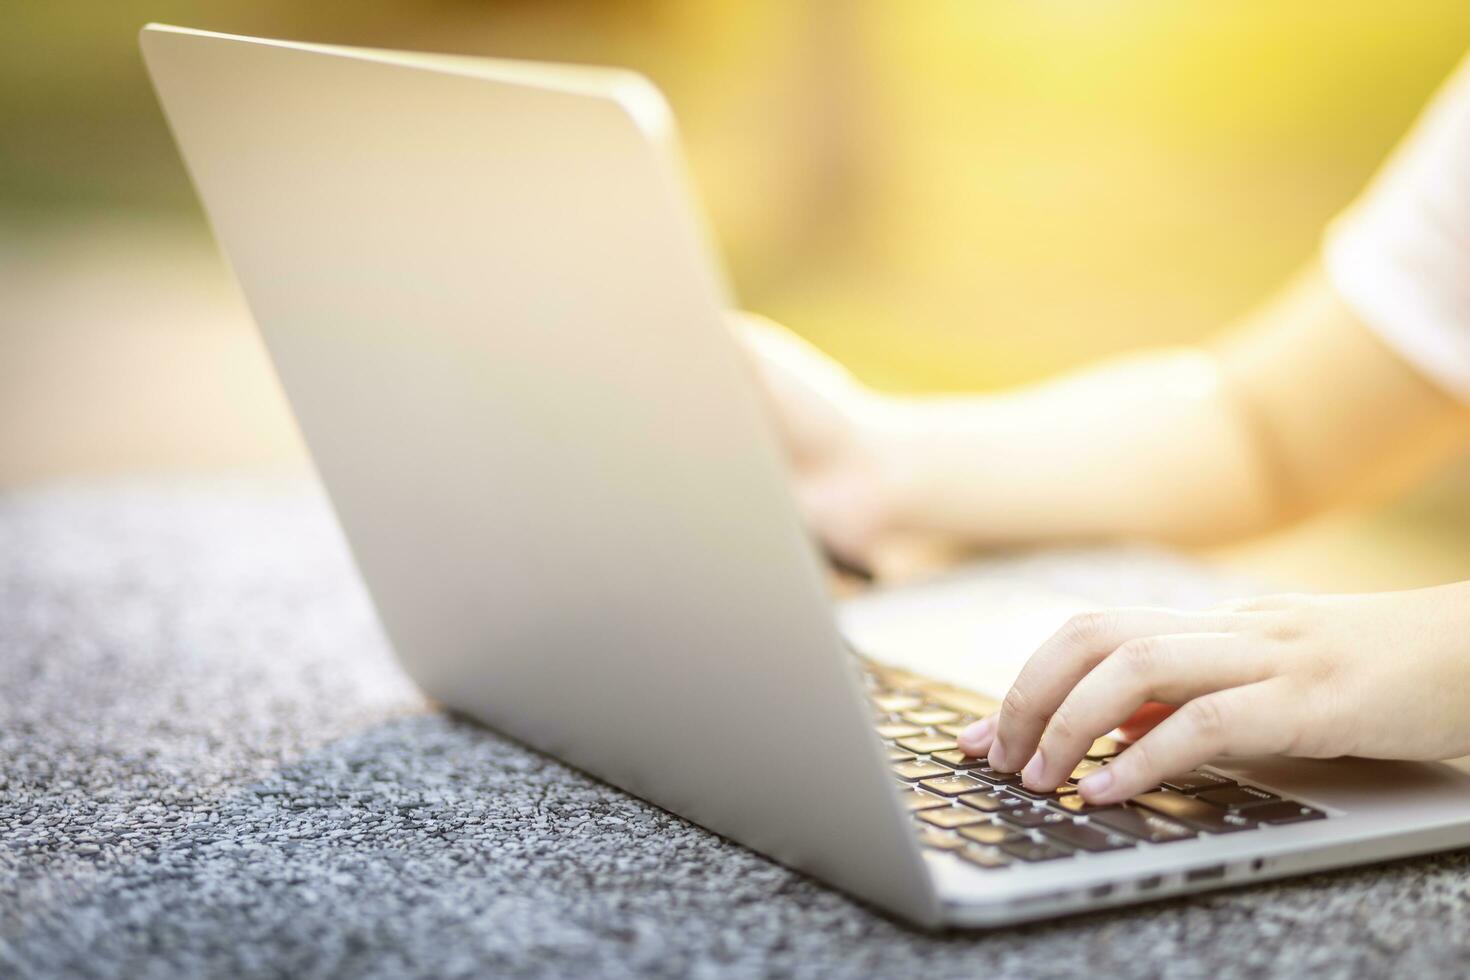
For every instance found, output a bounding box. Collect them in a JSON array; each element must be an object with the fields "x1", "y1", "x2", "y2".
[
  {"x1": 1247, "y1": 801, "x2": 1327, "y2": 824},
  {"x1": 1089, "y1": 805, "x2": 1197, "y2": 843},
  {"x1": 1195, "y1": 785, "x2": 1281, "y2": 809},
  {"x1": 918, "y1": 828, "x2": 966, "y2": 851},
  {"x1": 968, "y1": 764, "x2": 1022, "y2": 786},
  {"x1": 918, "y1": 775, "x2": 989, "y2": 797},
  {"x1": 871, "y1": 693, "x2": 923, "y2": 713},
  {"x1": 925, "y1": 688, "x2": 1002, "y2": 717},
  {"x1": 1086, "y1": 737, "x2": 1123, "y2": 759},
  {"x1": 1040, "y1": 820, "x2": 1136, "y2": 853},
  {"x1": 1050, "y1": 793, "x2": 1112, "y2": 815},
  {"x1": 1070, "y1": 759, "x2": 1105, "y2": 782},
  {"x1": 998, "y1": 806, "x2": 1068, "y2": 830},
  {"x1": 888, "y1": 750, "x2": 917, "y2": 763},
  {"x1": 959, "y1": 844, "x2": 1011, "y2": 870},
  {"x1": 902, "y1": 708, "x2": 962, "y2": 726},
  {"x1": 895, "y1": 735, "x2": 959, "y2": 755},
  {"x1": 1161, "y1": 770, "x2": 1236, "y2": 794},
  {"x1": 1132, "y1": 790, "x2": 1256, "y2": 834},
  {"x1": 875, "y1": 723, "x2": 926, "y2": 740},
  {"x1": 893, "y1": 759, "x2": 951, "y2": 781},
  {"x1": 998, "y1": 837, "x2": 1072, "y2": 862},
  {"x1": 957, "y1": 821, "x2": 1021, "y2": 846},
  {"x1": 957, "y1": 791, "x2": 1027, "y2": 813},
  {"x1": 917, "y1": 806, "x2": 991, "y2": 829},
  {"x1": 901, "y1": 790, "x2": 952, "y2": 813},
  {"x1": 930, "y1": 749, "x2": 983, "y2": 769},
  {"x1": 1009, "y1": 783, "x2": 1074, "y2": 801}
]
